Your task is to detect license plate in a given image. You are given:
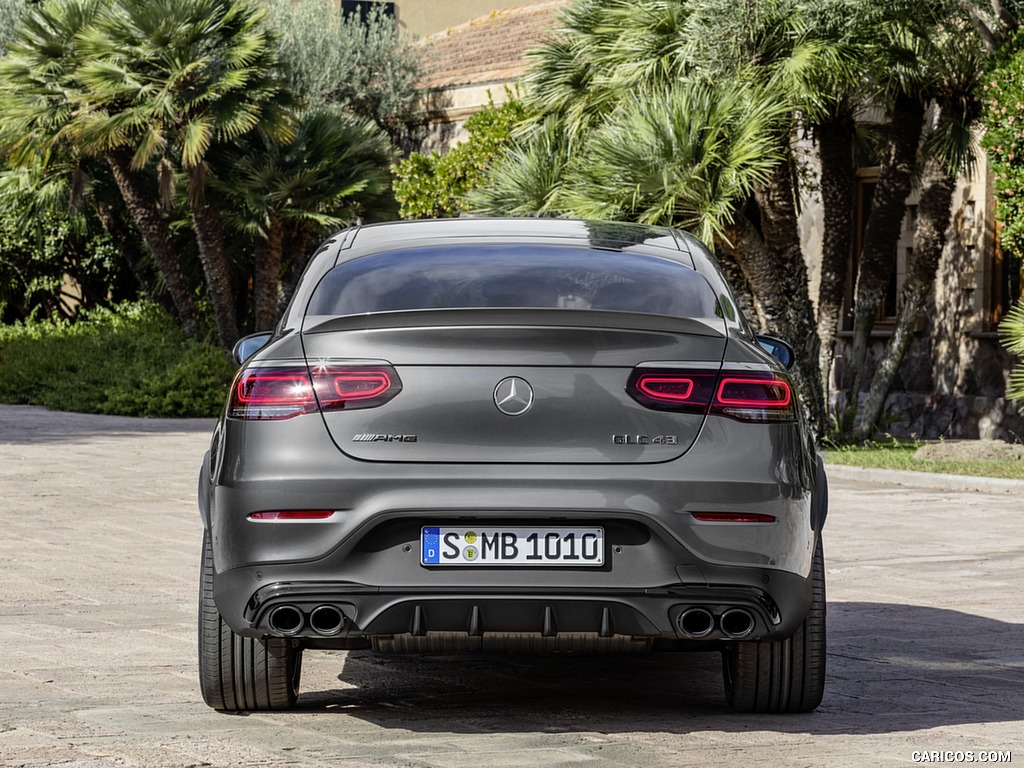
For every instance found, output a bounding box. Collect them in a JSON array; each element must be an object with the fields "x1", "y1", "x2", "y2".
[{"x1": 421, "y1": 526, "x2": 604, "y2": 566}]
